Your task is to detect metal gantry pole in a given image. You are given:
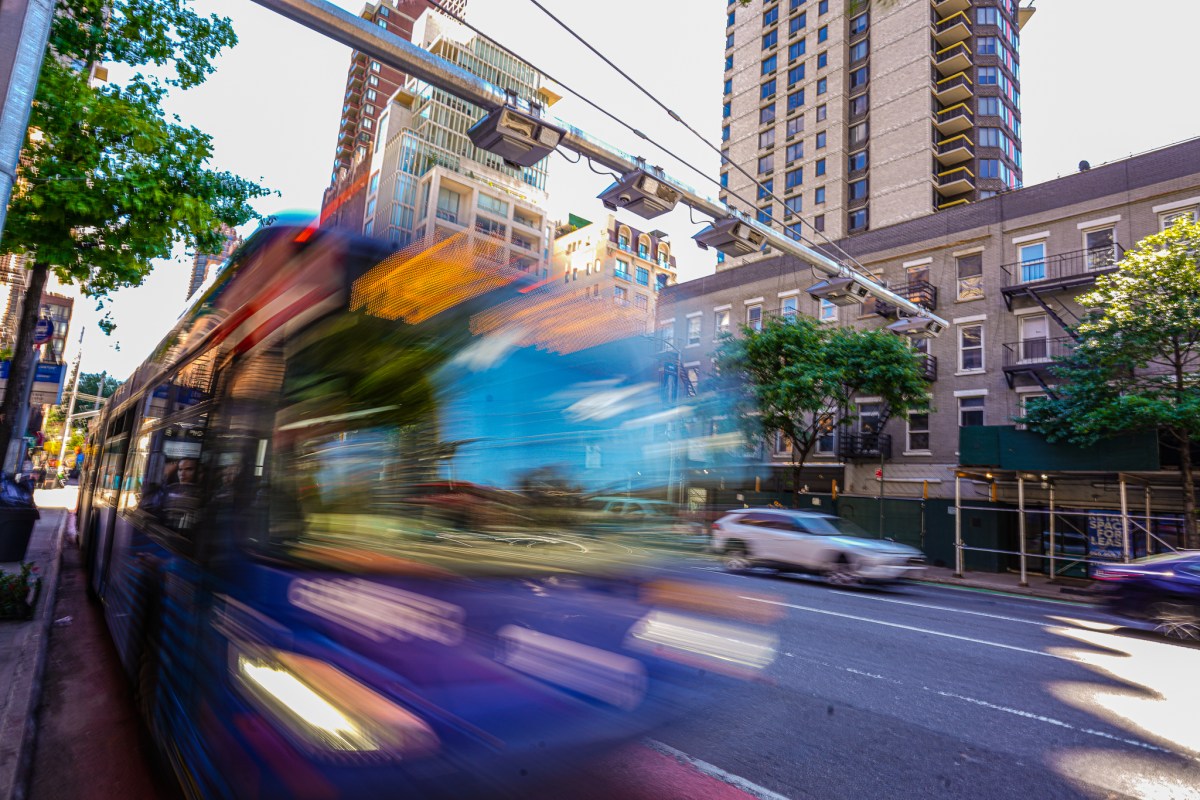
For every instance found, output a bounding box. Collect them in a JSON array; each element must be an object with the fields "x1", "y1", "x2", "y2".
[
  {"x1": 954, "y1": 474, "x2": 963, "y2": 577},
  {"x1": 1144, "y1": 486, "x2": 1152, "y2": 557},
  {"x1": 1017, "y1": 474, "x2": 1028, "y2": 587},
  {"x1": 1120, "y1": 474, "x2": 1131, "y2": 563},
  {"x1": 249, "y1": 0, "x2": 949, "y2": 327},
  {"x1": 1048, "y1": 482, "x2": 1057, "y2": 580}
]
